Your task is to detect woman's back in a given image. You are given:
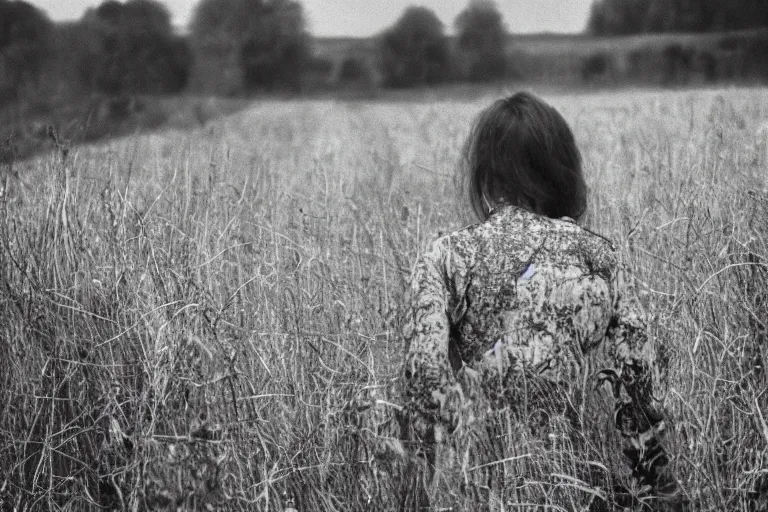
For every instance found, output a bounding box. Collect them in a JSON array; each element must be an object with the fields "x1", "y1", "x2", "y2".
[
  {"x1": 437, "y1": 205, "x2": 617, "y2": 383},
  {"x1": 401, "y1": 205, "x2": 676, "y2": 510}
]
